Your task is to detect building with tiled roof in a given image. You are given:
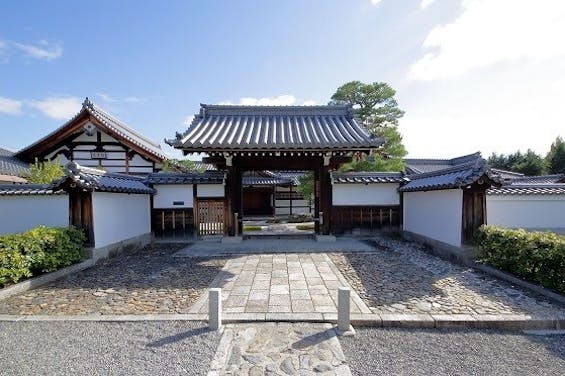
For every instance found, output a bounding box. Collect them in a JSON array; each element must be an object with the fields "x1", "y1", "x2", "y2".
[
  {"x1": 0, "y1": 147, "x2": 29, "y2": 183},
  {"x1": 15, "y1": 98, "x2": 166, "y2": 175}
]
